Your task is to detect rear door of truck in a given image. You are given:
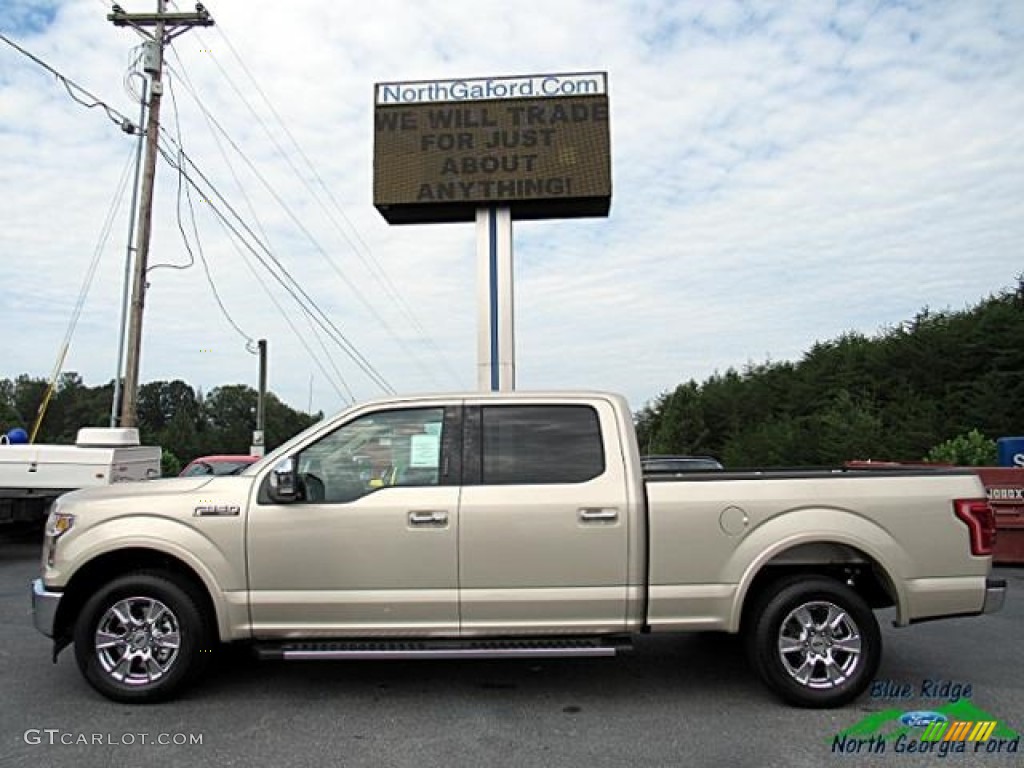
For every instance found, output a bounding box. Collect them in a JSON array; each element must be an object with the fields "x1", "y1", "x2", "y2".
[{"x1": 457, "y1": 397, "x2": 631, "y2": 634}]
